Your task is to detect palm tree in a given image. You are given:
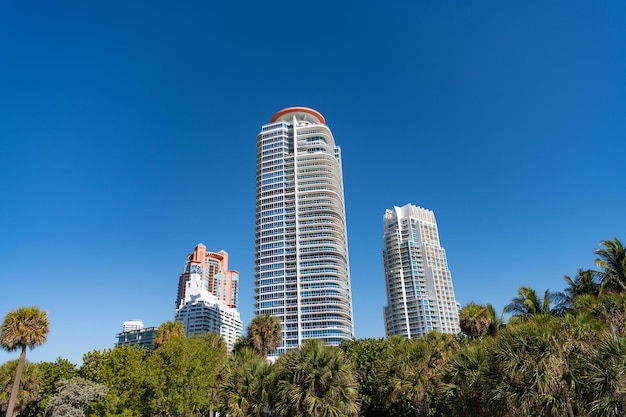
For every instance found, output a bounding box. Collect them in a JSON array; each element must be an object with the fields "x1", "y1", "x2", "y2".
[
  {"x1": 199, "y1": 331, "x2": 227, "y2": 354},
  {"x1": 459, "y1": 303, "x2": 493, "y2": 338},
  {"x1": 0, "y1": 306, "x2": 49, "y2": 417},
  {"x1": 378, "y1": 334, "x2": 458, "y2": 417},
  {"x1": 575, "y1": 292, "x2": 626, "y2": 336},
  {"x1": 559, "y1": 268, "x2": 601, "y2": 313},
  {"x1": 270, "y1": 339, "x2": 360, "y2": 417},
  {"x1": 489, "y1": 318, "x2": 577, "y2": 417},
  {"x1": 0, "y1": 360, "x2": 43, "y2": 417},
  {"x1": 579, "y1": 333, "x2": 626, "y2": 416},
  {"x1": 438, "y1": 340, "x2": 493, "y2": 417},
  {"x1": 246, "y1": 313, "x2": 282, "y2": 358},
  {"x1": 503, "y1": 286, "x2": 560, "y2": 320},
  {"x1": 595, "y1": 237, "x2": 626, "y2": 293},
  {"x1": 218, "y1": 347, "x2": 273, "y2": 417},
  {"x1": 153, "y1": 320, "x2": 185, "y2": 349}
]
